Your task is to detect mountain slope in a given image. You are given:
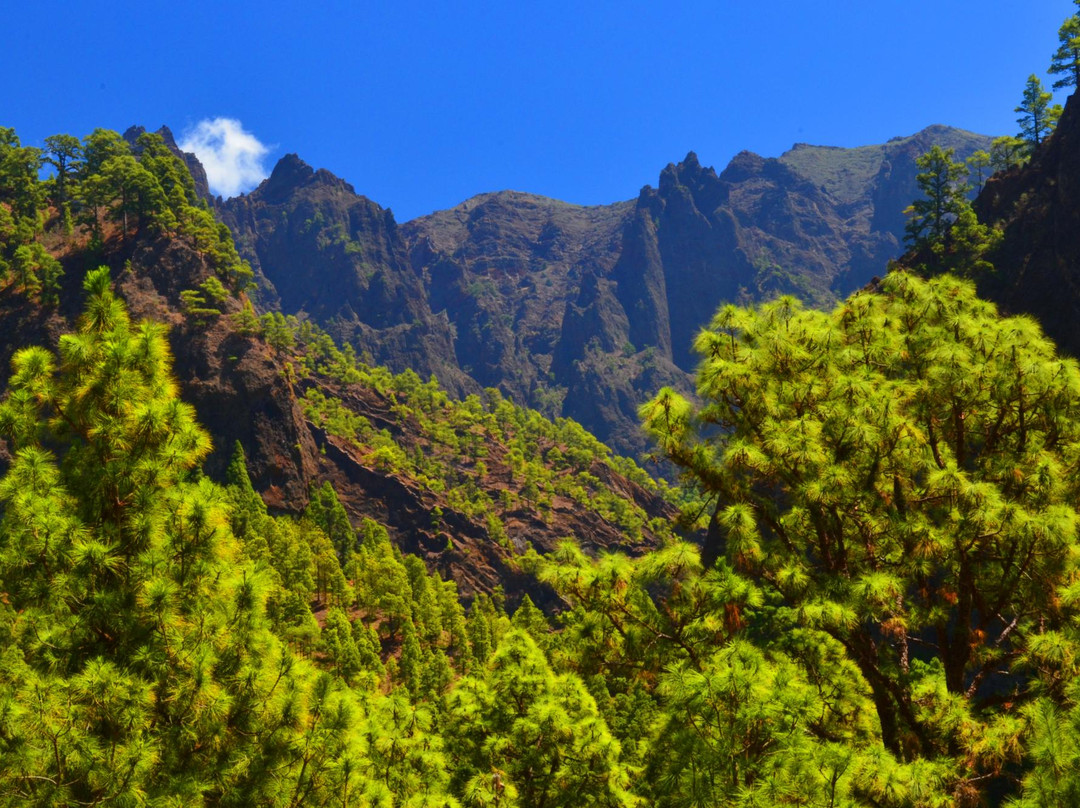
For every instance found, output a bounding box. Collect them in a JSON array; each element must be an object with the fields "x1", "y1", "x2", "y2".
[
  {"x1": 0, "y1": 129, "x2": 677, "y2": 604},
  {"x1": 413, "y1": 127, "x2": 994, "y2": 451}
]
